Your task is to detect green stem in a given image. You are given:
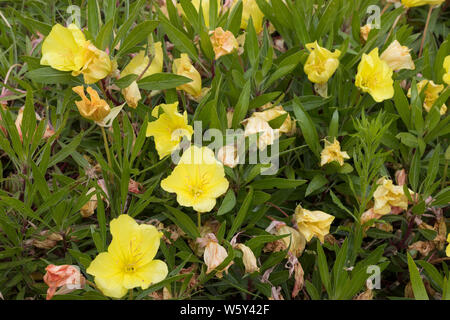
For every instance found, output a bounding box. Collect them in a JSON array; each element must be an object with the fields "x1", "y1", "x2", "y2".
[
  {"x1": 101, "y1": 126, "x2": 112, "y2": 168},
  {"x1": 197, "y1": 212, "x2": 202, "y2": 229}
]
